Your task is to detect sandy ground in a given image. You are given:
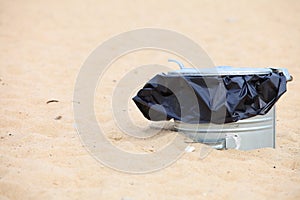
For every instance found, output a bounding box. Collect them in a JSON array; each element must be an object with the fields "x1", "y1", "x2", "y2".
[{"x1": 1, "y1": 0, "x2": 300, "y2": 199}]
